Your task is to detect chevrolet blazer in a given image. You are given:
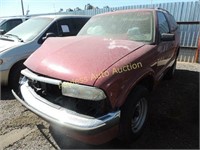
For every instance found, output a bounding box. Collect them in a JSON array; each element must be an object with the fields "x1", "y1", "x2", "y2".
[{"x1": 13, "y1": 8, "x2": 180, "y2": 144}]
